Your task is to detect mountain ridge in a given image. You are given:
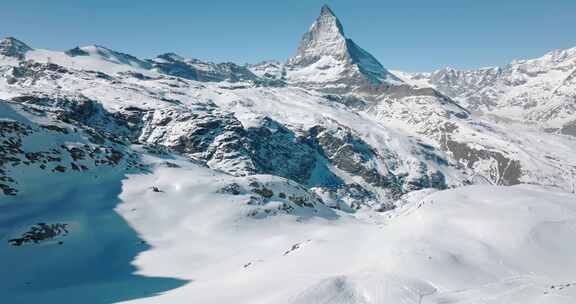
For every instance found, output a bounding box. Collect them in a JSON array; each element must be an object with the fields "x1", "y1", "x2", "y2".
[{"x1": 395, "y1": 45, "x2": 576, "y2": 133}]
